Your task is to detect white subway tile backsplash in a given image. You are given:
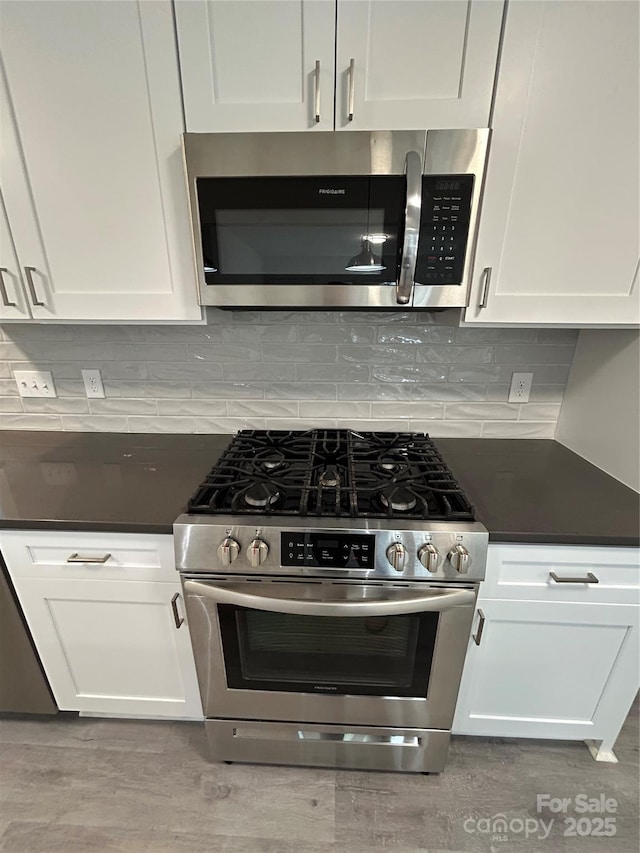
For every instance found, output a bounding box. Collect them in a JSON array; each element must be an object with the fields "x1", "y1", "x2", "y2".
[
  {"x1": 445, "y1": 402, "x2": 520, "y2": 421},
  {"x1": 377, "y1": 326, "x2": 456, "y2": 345},
  {"x1": 148, "y1": 362, "x2": 223, "y2": 381},
  {"x1": 370, "y1": 402, "x2": 443, "y2": 420},
  {"x1": 517, "y1": 403, "x2": 562, "y2": 421},
  {"x1": 338, "y1": 383, "x2": 413, "y2": 402},
  {"x1": 157, "y1": 400, "x2": 228, "y2": 416},
  {"x1": 192, "y1": 381, "x2": 265, "y2": 399},
  {"x1": 89, "y1": 399, "x2": 158, "y2": 416},
  {"x1": 298, "y1": 325, "x2": 376, "y2": 344},
  {"x1": 228, "y1": 400, "x2": 298, "y2": 418},
  {"x1": 268, "y1": 382, "x2": 337, "y2": 400},
  {"x1": 422, "y1": 421, "x2": 483, "y2": 437},
  {"x1": 0, "y1": 380, "x2": 19, "y2": 396},
  {"x1": 296, "y1": 363, "x2": 369, "y2": 382},
  {"x1": 299, "y1": 401, "x2": 371, "y2": 419},
  {"x1": 371, "y1": 364, "x2": 448, "y2": 383},
  {"x1": 61, "y1": 415, "x2": 127, "y2": 431},
  {"x1": 481, "y1": 421, "x2": 556, "y2": 438},
  {"x1": 417, "y1": 345, "x2": 493, "y2": 364},
  {"x1": 23, "y1": 398, "x2": 90, "y2": 414},
  {"x1": 0, "y1": 314, "x2": 578, "y2": 436},
  {"x1": 224, "y1": 363, "x2": 296, "y2": 381},
  {"x1": 339, "y1": 345, "x2": 415, "y2": 364},
  {"x1": 412, "y1": 383, "x2": 486, "y2": 401},
  {"x1": 263, "y1": 344, "x2": 337, "y2": 363},
  {"x1": 0, "y1": 414, "x2": 63, "y2": 430},
  {"x1": 188, "y1": 343, "x2": 261, "y2": 362},
  {"x1": 0, "y1": 398, "x2": 23, "y2": 413},
  {"x1": 493, "y1": 345, "x2": 575, "y2": 364}
]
